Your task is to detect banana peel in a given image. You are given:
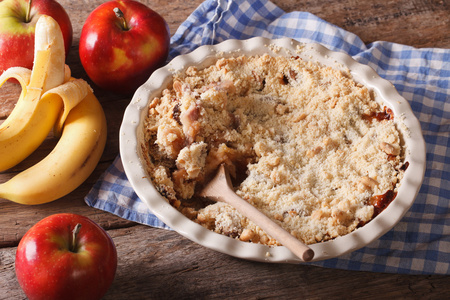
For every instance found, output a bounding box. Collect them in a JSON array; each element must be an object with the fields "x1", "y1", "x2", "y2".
[
  {"x1": 0, "y1": 15, "x2": 66, "y2": 171},
  {"x1": 0, "y1": 90, "x2": 107, "y2": 205},
  {"x1": 0, "y1": 15, "x2": 107, "y2": 204},
  {"x1": 0, "y1": 62, "x2": 88, "y2": 171},
  {"x1": 44, "y1": 77, "x2": 93, "y2": 136}
]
